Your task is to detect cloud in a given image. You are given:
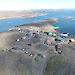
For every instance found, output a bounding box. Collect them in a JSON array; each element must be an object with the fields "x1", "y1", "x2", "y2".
[
  {"x1": 0, "y1": 3, "x2": 25, "y2": 10},
  {"x1": 0, "y1": 2, "x2": 62, "y2": 10},
  {"x1": 0, "y1": 1, "x2": 75, "y2": 10}
]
